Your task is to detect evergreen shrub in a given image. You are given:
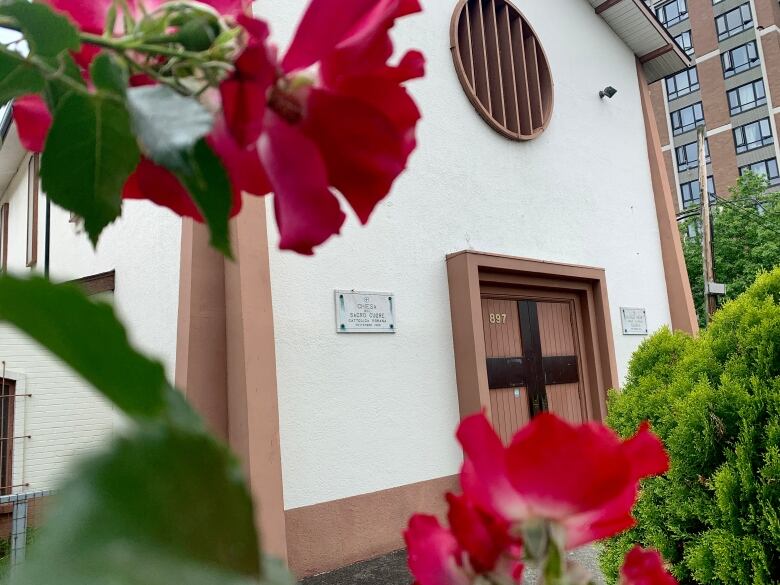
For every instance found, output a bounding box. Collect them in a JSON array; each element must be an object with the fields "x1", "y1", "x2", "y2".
[{"x1": 599, "y1": 268, "x2": 780, "y2": 584}]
